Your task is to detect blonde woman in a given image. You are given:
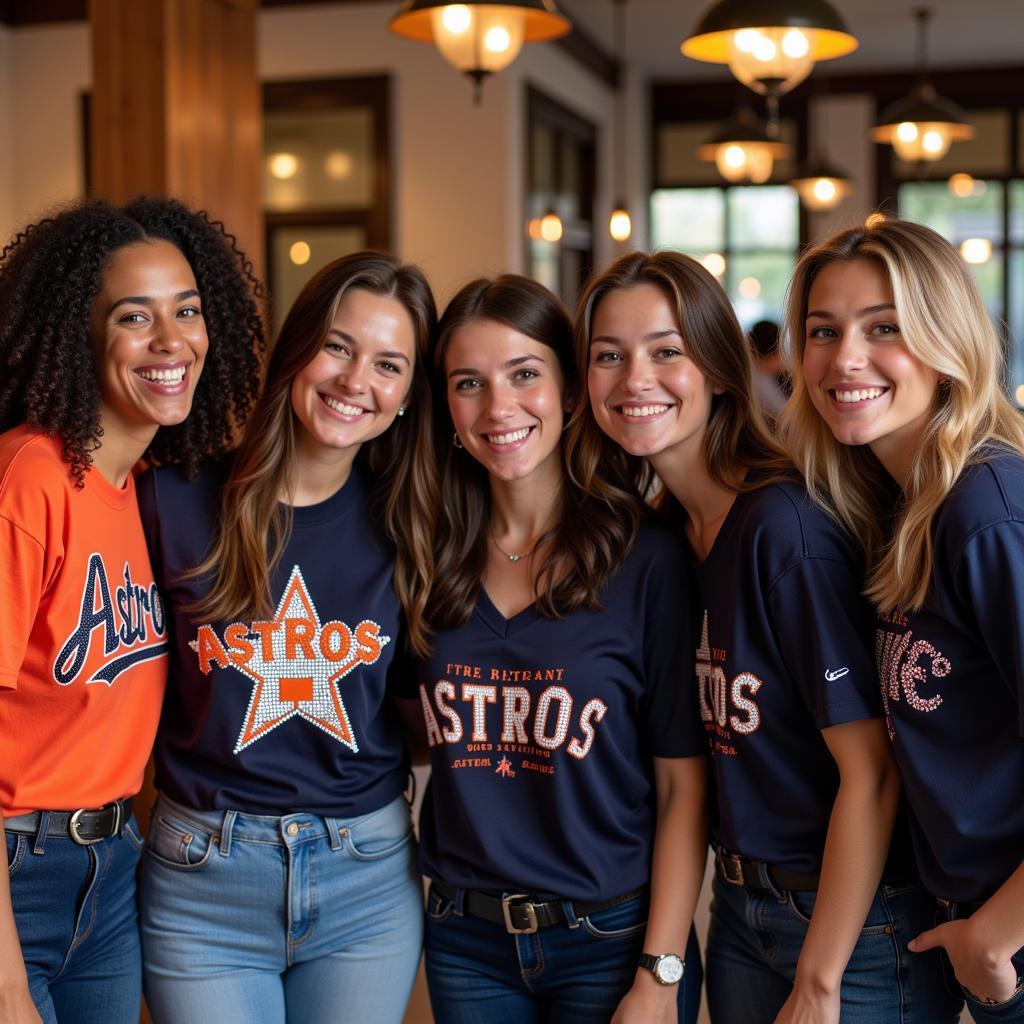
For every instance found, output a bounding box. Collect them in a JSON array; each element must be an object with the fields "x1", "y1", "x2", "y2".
[{"x1": 782, "y1": 217, "x2": 1024, "y2": 1022}]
